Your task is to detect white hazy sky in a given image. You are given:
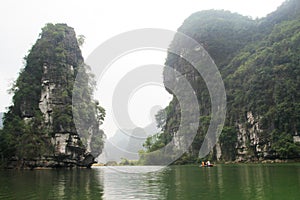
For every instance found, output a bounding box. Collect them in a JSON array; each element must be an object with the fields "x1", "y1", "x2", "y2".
[{"x1": 0, "y1": 0, "x2": 286, "y2": 136}]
